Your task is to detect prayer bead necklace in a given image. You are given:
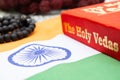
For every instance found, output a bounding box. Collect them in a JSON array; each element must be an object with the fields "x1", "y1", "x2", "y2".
[{"x1": 0, "y1": 15, "x2": 36, "y2": 43}]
